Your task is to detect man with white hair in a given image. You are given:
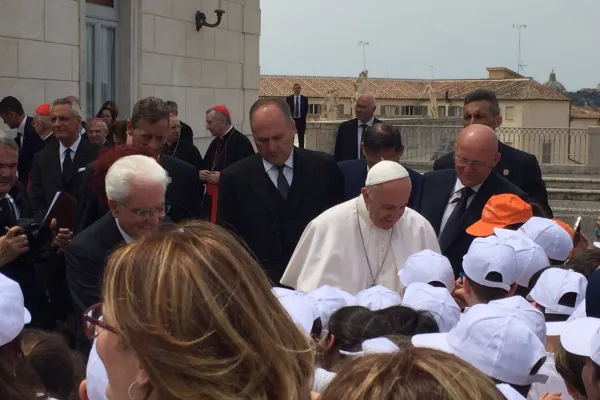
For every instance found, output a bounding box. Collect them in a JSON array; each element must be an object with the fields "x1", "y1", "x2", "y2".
[
  {"x1": 32, "y1": 104, "x2": 58, "y2": 146},
  {"x1": 66, "y1": 154, "x2": 169, "y2": 352},
  {"x1": 86, "y1": 119, "x2": 109, "y2": 147},
  {"x1": 162, "y1": 113, "x2": 203, "y2": 169},
  {"x1": 334, "y1": 93, "x2": 381, "y2": 162},
  {"x1": 281, "y1": 161, "x2": 440, "y2": 295}
]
